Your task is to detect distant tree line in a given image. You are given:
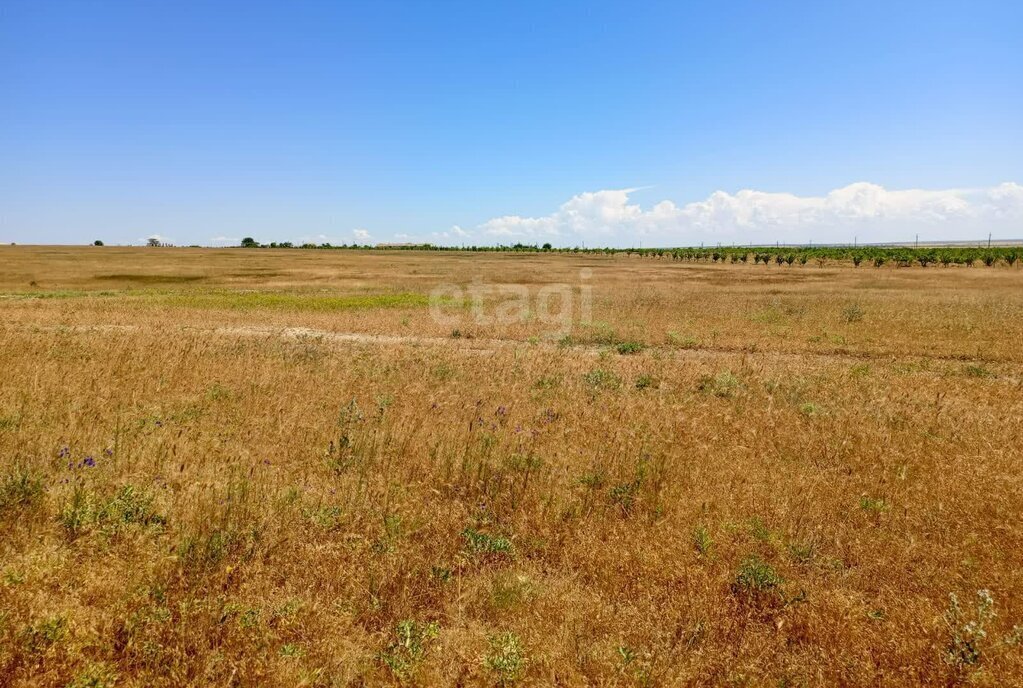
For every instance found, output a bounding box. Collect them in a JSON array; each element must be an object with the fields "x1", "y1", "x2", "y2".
[
  {"x1": 234, "y1": 236, "x2": 1020, "y2": 267},
  {"x1": 628, "y1": 245, "x2": 1020, "y2": 268}
]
